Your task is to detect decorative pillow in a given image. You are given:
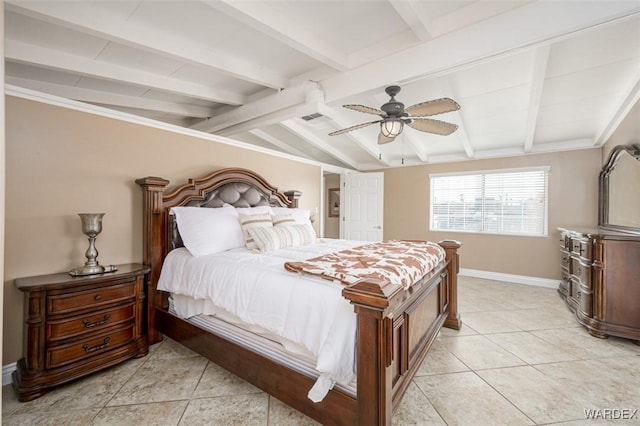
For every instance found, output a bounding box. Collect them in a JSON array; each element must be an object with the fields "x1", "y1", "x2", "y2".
[
  {"x1": 238, "y1": 213, "x2": 273, "y2": 250},
  {"x1": 271, "y1": 207, "x2": 311, "y2": 225},
  {"x1": 248, "y1": 224, "x2": 317, "y2": 253},
  {"x1": 272, "y1": 214, "x2": 297, "y2": 227},
  {"x1": 171, "y1": 205, "x2": 244, "y2": 257}
]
